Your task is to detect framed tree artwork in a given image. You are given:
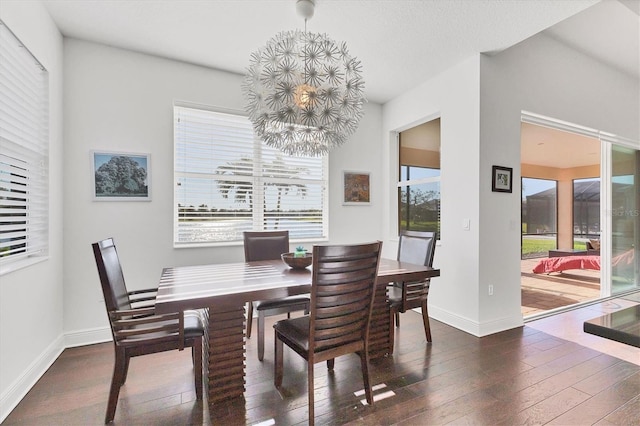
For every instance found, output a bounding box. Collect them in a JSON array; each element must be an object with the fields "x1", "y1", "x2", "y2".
[{"x1": 92, "y1": 151, "x2": 151, "y2": 201}]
